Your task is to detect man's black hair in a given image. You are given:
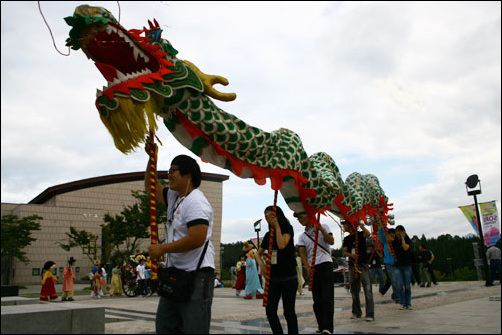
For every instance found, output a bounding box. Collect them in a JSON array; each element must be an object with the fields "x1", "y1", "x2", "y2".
[{"x1": 171, "y1": 155, "x2": 202, "y2": 188}]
